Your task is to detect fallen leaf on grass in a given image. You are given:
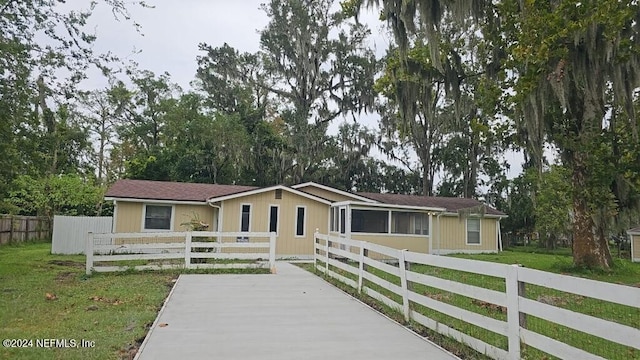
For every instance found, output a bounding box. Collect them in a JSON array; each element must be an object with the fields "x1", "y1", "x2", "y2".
[
  {"x1": 45, "y1": 293, "x2": 57, "y2": 300},
  {"x1": 89, "y1": 296, "x2": 124, "y2": 305}
]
